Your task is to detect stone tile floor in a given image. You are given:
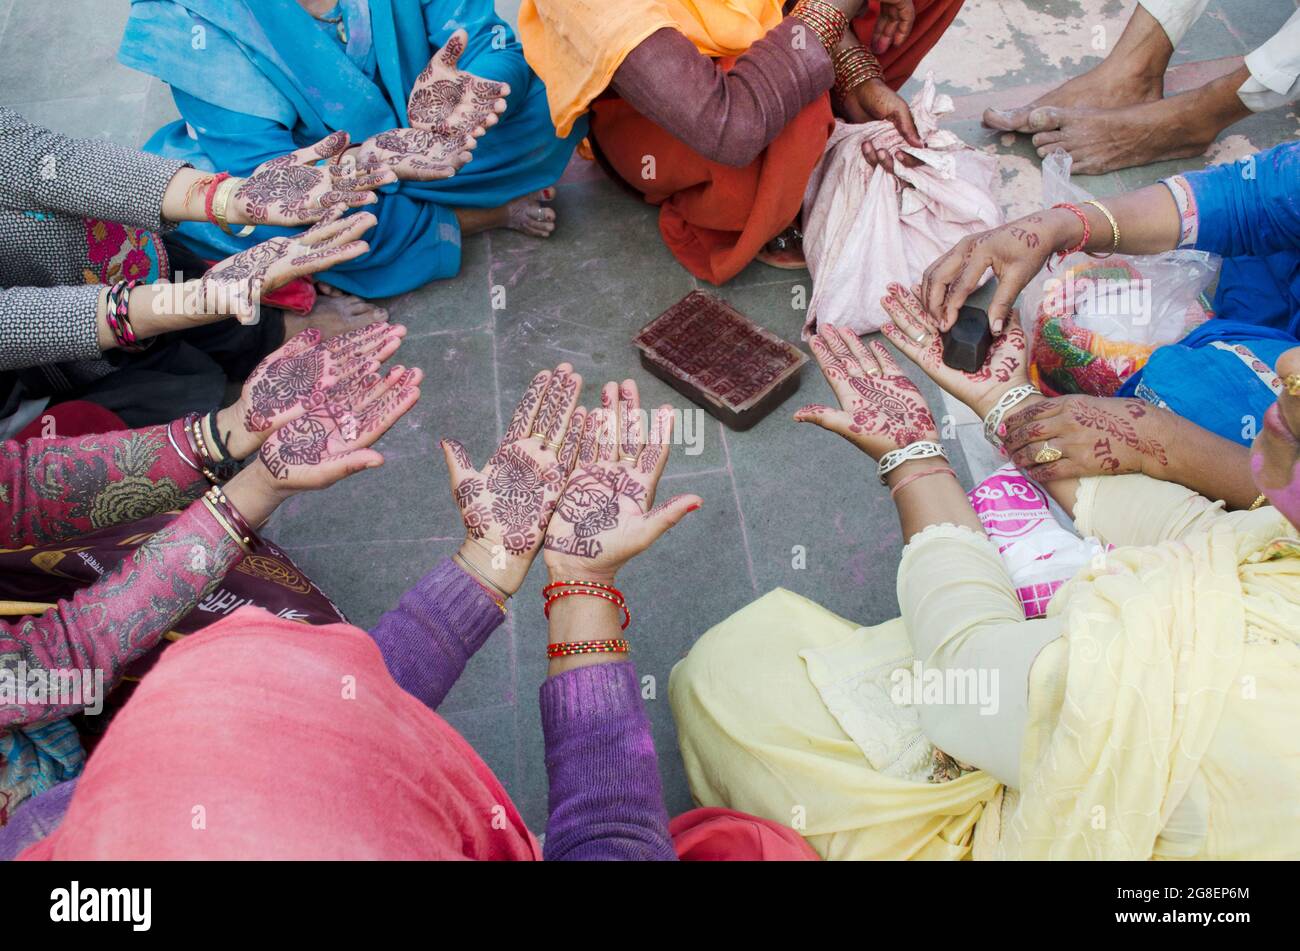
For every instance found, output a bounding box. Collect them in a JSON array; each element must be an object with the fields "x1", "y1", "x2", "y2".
[{"x1": 2, "y1": 0, "x2": 1294, "y2": 828}]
